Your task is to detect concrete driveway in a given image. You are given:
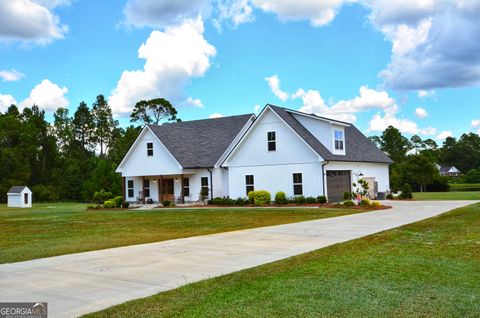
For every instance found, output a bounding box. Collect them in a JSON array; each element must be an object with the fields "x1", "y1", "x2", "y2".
[{"x1": 0, "y1": 200, "x2": 476, "y2": 317}]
